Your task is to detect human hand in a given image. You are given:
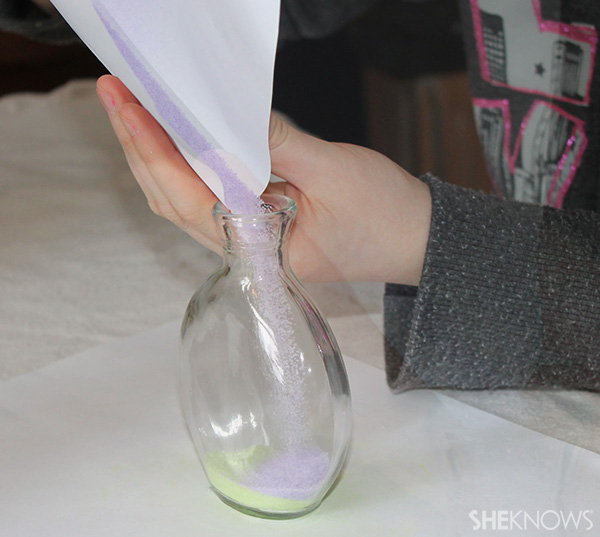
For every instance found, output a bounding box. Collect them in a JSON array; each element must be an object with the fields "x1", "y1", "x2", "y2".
[{"x1": 96, "y1": 75, "x2": 431, "y2": 285}]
